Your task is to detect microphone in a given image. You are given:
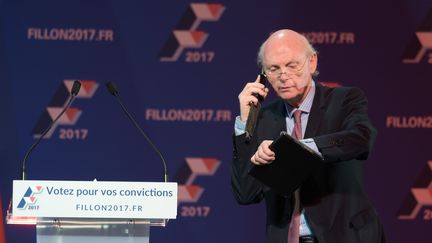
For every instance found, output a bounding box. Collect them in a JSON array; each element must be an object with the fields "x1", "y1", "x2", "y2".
[
  {"x1": 21, "y1": 80, "x2": 81, "y2": 180},
  {"x1": 105, "y1": 81, "x2": 169, "y2": 182},
  {"x1": 245, "y1": 74, "x2": 266, "y2": 141}
]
